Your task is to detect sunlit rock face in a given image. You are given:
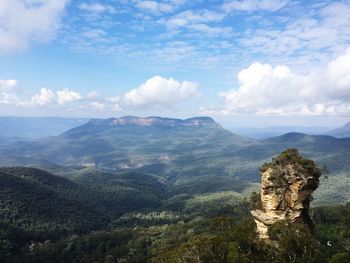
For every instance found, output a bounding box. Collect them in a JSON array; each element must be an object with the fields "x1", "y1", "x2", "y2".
[
  {"x1": 251, "y1": 149, "x2": 321, "y2": 239},
  {"x1": 89, "y1": 116, "x2": 220, "y2": 128}
]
